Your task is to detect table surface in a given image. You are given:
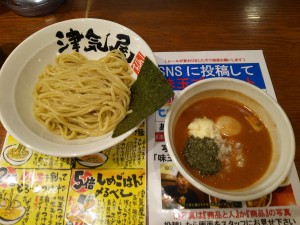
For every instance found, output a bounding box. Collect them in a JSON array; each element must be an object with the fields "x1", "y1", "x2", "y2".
[{"x1": 0, "y1": 0, "x2": 299, "y2": 175}]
